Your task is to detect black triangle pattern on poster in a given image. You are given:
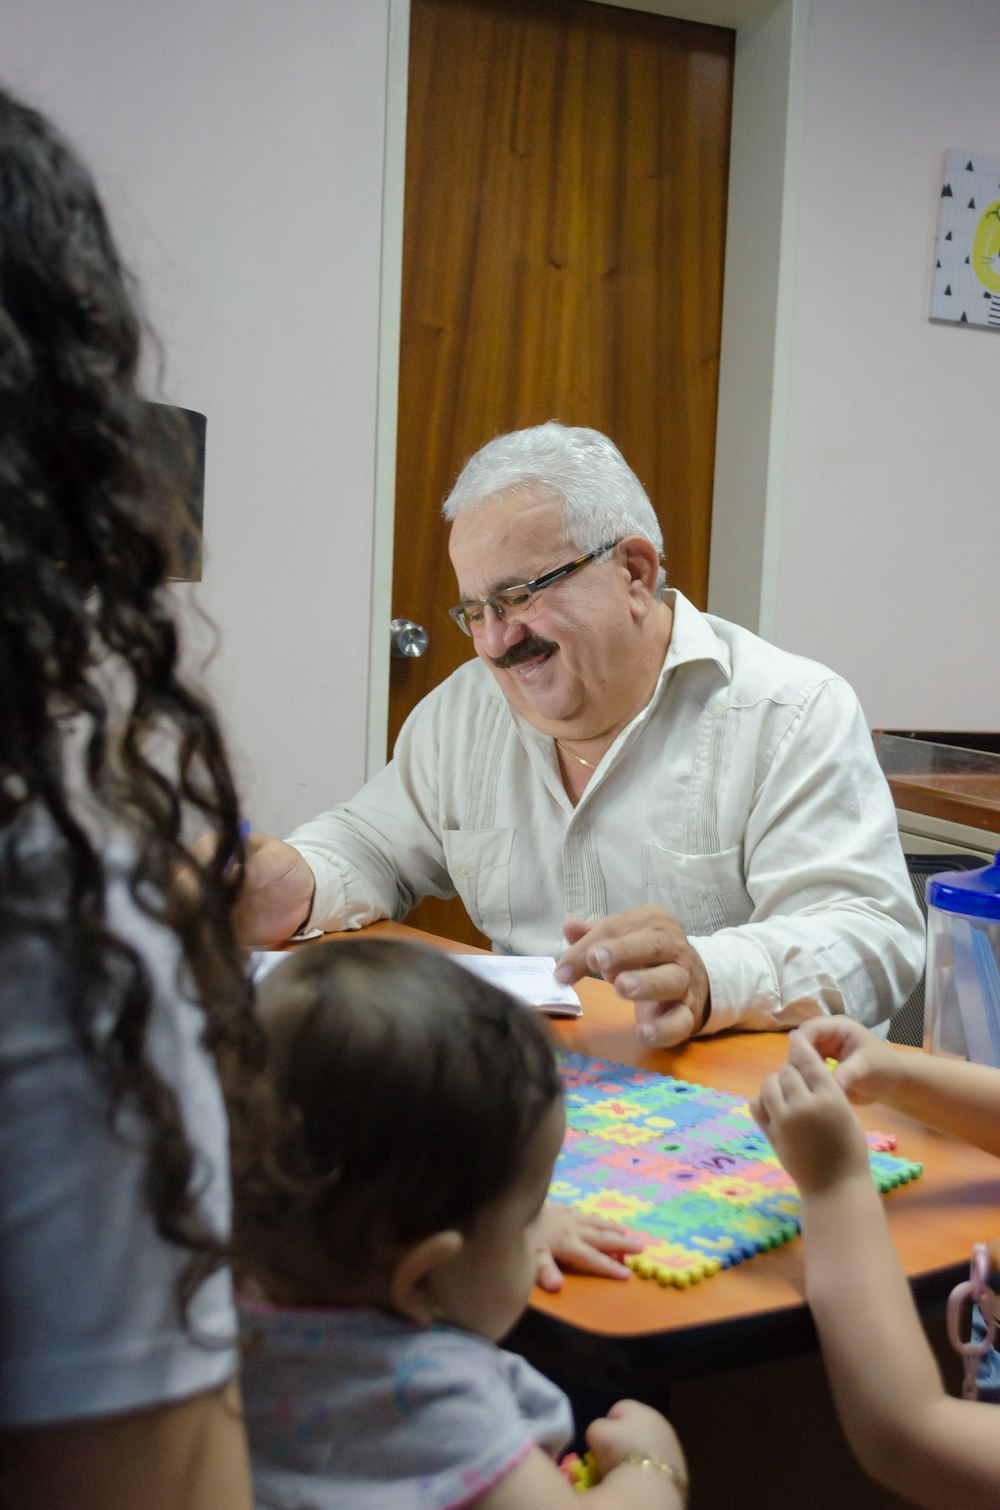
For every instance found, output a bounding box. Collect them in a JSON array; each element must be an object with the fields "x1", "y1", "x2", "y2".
[{"x1": 931, "y1": 149, "x2": 1000, "y2": 330}]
